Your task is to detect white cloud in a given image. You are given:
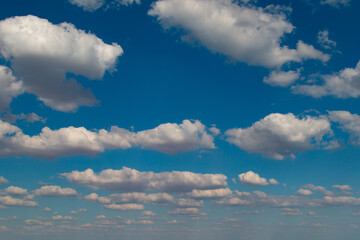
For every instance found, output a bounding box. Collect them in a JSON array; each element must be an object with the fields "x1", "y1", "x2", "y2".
[
  {"x1": 0, "y1": 176, "x2": 8, "y2": 185},
  {"x1": 142, "y1": 211, "x2": 156, "y2": 216},
  {"x1": 321, "y1": 0, "x2": 351, "y2": 7},
  {"x1": 69, "y1": 0, "x2": 105, "y2": 11},
  {"x1": 328, "y1": 111, "x2": 360, "y2": 146},
  {"x1": 5, "y1": 186, "x2": 28, "y2": 196},
  {"x1": 167, "y1": 208, "x2": 204, "y2": 216},
  {"x1": 0, "y1": 15, "x2": 123, "y2": 112},
  {"x1": 238, "y1": 171, "x2": 279, "y2": 186},
  {"x1": 263, "y1": 69, "x2": 300, "y2": 87},
  {"x1": 322, "y1": 196, "x2": 360, "y2": 205},
  {"x1": 186, "y1": 188, "x2": 232, "y2": 199},
  {"x1": 302, "y1": 184, "x2": 333, "y2": 196},
  {"x1": 62, "y1": 167, "x2": 227, "y2": 192},
  {"x1": 0, "y1": 119, "x2": 215, "y2": 159},
  {"x1": 293, "y1": 61, "x2": 360, "y2": 98},
  {"x1": 296, "y1": 189, "x2": 313, "y2": 196},
  {"x1": 117, "y1": 0, "x2": 141, "y2": 6},
  {"x1": 332, "y1": 185, "x2": 352, "y2": 191},
  {"x1": 52, "y1": 215, "x2": 73, "y2": 220},
  {"x1": 0, "y1": 66, "x2": 23, "y2": 112},
  {"x1": 148, "y1": 0, "x2": 329, "y2": 68},
  {"x1": 104, "y1": 203, "x2": 144, "y2": 211},
  {"x1": 317, "y1": 30, "x2": 337, "y2": 50},
  {"x1": 281, "y1": 208, "x2": 303, "y2": 216},
  {"x1": 225, "y1": 113, "x2": 332, "y2": 160},
  {"x1": 33, "y1": 186, "x2": 78, "y2": 197},
  {"x1": 84, "y1": 193, "x2": 111, "y2": 204},
  {"x1": 0, "y1": 196, "x2": 38, "y2": 207}
]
